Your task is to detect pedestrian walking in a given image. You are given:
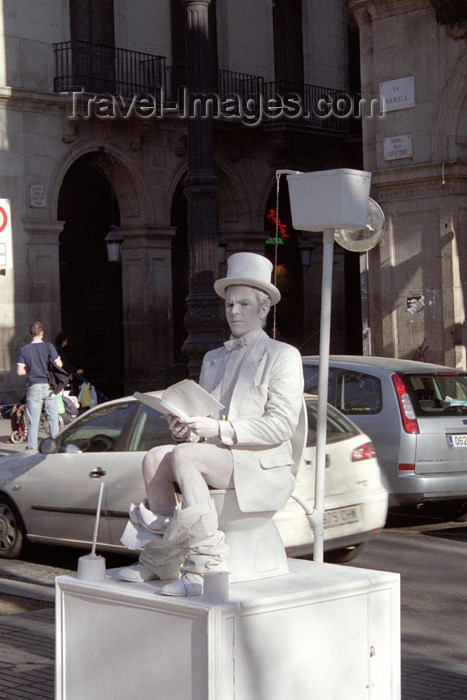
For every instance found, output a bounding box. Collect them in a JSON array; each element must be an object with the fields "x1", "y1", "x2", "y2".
[{"x1": 16, "y1": 321, "x2": 64, "y2": 451}]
